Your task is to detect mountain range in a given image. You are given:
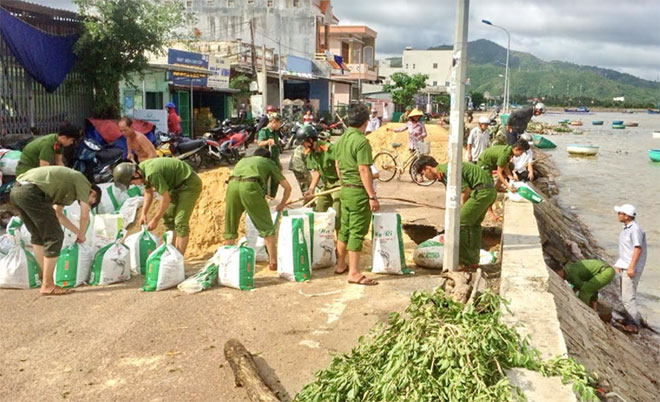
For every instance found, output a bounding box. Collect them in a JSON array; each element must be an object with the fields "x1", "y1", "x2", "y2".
[{"x1": 387, "y1": 39, "x2": 659, "y2": 106}]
